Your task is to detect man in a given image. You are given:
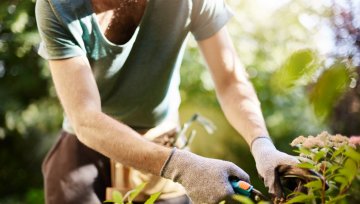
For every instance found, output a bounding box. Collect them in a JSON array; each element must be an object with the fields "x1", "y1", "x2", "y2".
[{"x1": 35, "y1": 0, "x2": 298, "y2": 203}]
